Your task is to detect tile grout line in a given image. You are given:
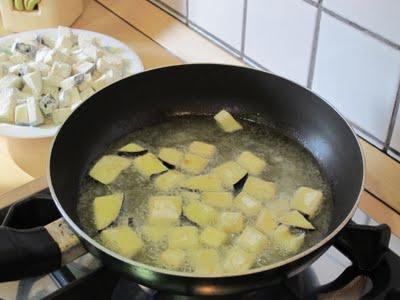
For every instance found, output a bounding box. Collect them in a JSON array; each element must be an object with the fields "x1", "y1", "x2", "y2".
[
  {"x1": 384, "y1": 77, "x2": 400, "y2": 151},
  {"x1": 306, "y1": 0, "x2": 323, "y2": 89},
  {"x1": 348, "y1": 120, "x2": 385, "y2": 146},
  {"x1": 239, "y1": 0, "x2": 248, "y2": 59},
  {"x1": 301, "y1": 0, "x2": 318, "y2": 7},
  {"x1": 188, "y1": 20, "x2": 242, "y2": 57},
  {"x1": 321, "y1": 7, "x2": 400, "y2": 51}
]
